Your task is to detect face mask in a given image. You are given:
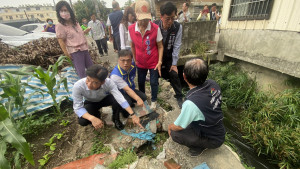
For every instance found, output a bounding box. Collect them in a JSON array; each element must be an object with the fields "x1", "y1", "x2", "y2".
[
  {"x1": 60, "y1": 11, "x2": 70, "y2": 20},
  {"x1": 48, "y1": 21, "x2": 53, "y2": 25},
  {"x1": 83, "y1": 22, "x2": 88, "y2": 24}
]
